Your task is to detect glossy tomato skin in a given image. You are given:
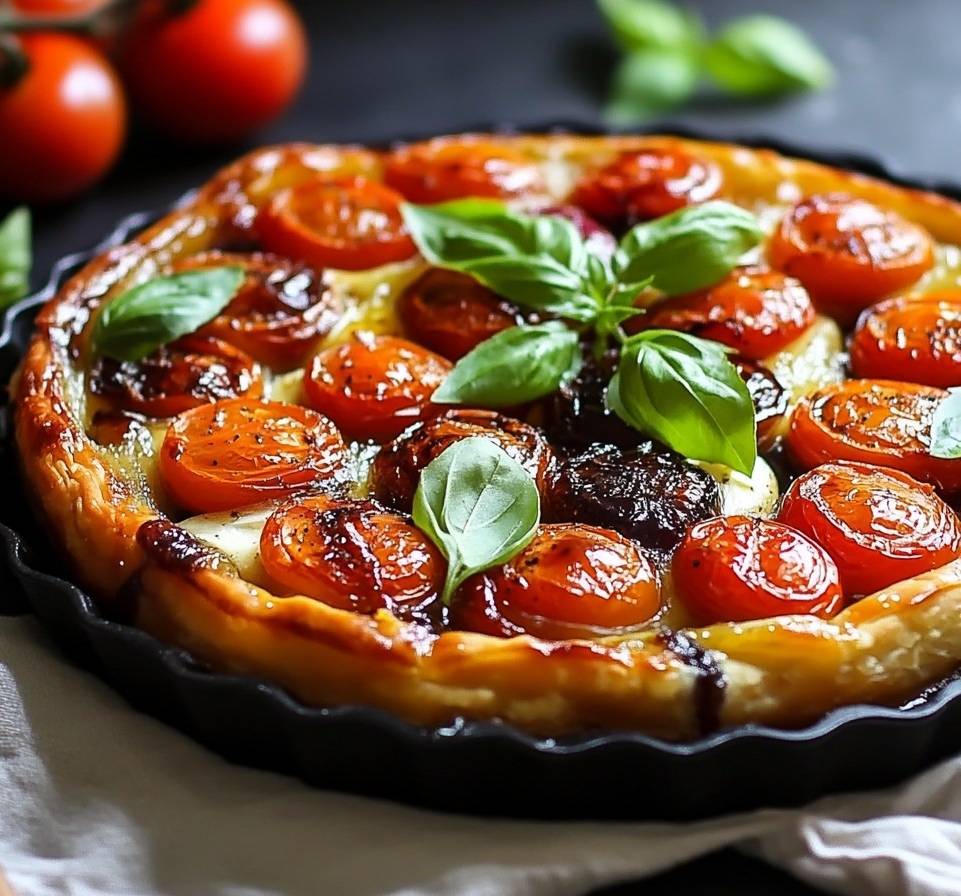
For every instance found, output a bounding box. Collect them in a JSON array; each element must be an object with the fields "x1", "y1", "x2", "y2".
[
  {"x1": 451, "y1": 524, "x2": 661, "y2": 639},
  {"x1": 12, "y1": 0, "x2": 107, "y2": 12},
  {"x1": 768, "y1": 194, "x2": 934, "y2": 326},
  {"x1": 570, "y1": 147, "x2": 722, "y2": 230},
  {"x1": 0, "y1": 33, "x2": 125, "y2": 203},
  {"x1": 672, "y1": 515, "x2": 843, "y2": 625},
  {"x1": 160, "y1": 398, "x2": 351, "y2": 513},
  {"x1": 89, "y1": 335, "x2": 263, "y2": 418},
  {"x1": 850, "y1": 293, "x2": 961, "y2": 388},
  {"x1": 370, "y1": 409, "x2": 556, "y2": 511},
  {"x1": 398, "y1": 269, "x2": 524, "y2": 361},
  {"x1": 735, "y1": 357, "x2": 789, "y2": 453},
  {"x1": 778, "y1": 462, "x2": 961, "y2": 597},
  {"x1": 303, "y1": 332, "x2": 452, "y2": 443},
  {"x1": 257, "y1": 177, "x2": 416, "y2": 271},
  {"x1": 788, "y1": 379, "x2": 961, "y2": 492},
  {"x1": 638, "y1": 266, "x2": 816, "y2": 359},
  {"x1": 383, "y1": 136, "x2": 544, "y2": 203},
  {"x1": 260, "y1": 495, "x2": 444, "y2": 627},
  {"x1": 120, "y1": 0, "x2": 306, "y2": 143}
]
